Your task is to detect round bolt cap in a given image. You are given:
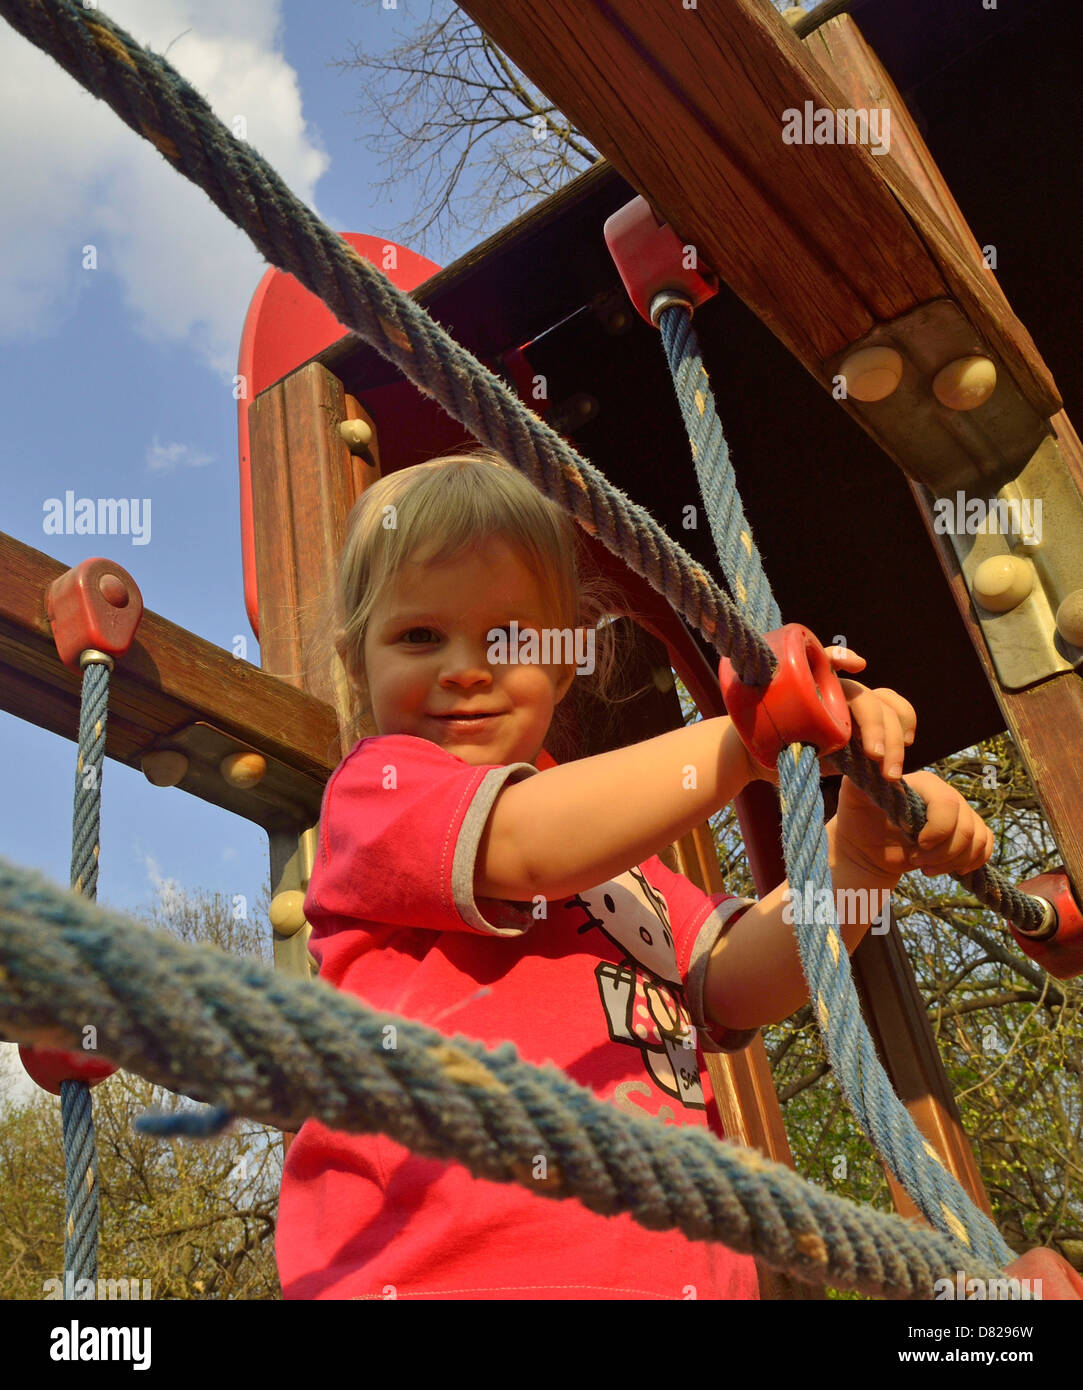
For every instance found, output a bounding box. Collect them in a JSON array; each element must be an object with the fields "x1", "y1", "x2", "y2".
[
  {"x1": 270, "y1": 890, "x2": 308, "y2": 936},
  {"x1": 933, "y1": 355, "x2": 997, "y2": 411},
  {"x1": 141, "y1": 750, "x2": 189, "y2": 787},
  {"x1": 339, "y1": 419, "x2": 373, "y2": 450},
  {"x1": 973, "y1": 555, "x2": 1034, "y2": 613},
  {"x1": 838, "y1": 346, "x2": 903, "y2": 402},
  {"x1": 220, "y1": 751, "x2": 267, "y2": 788},
  {"x1": 1055, "y1": 589, "x2": 1083, "y2": 648}
]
